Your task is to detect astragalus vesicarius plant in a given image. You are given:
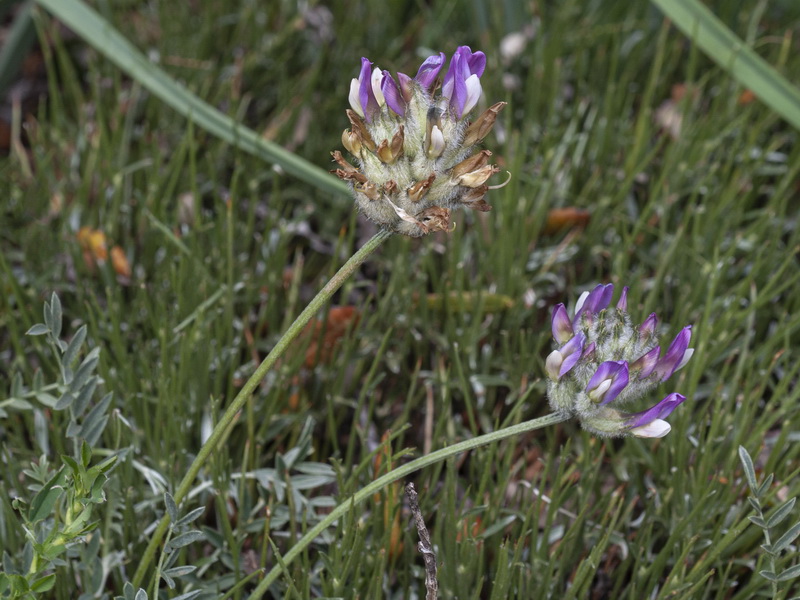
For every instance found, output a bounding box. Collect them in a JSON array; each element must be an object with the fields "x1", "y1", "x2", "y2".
[{"x1": 332, "y1": 46, "x2": 506, "y2": 237}]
